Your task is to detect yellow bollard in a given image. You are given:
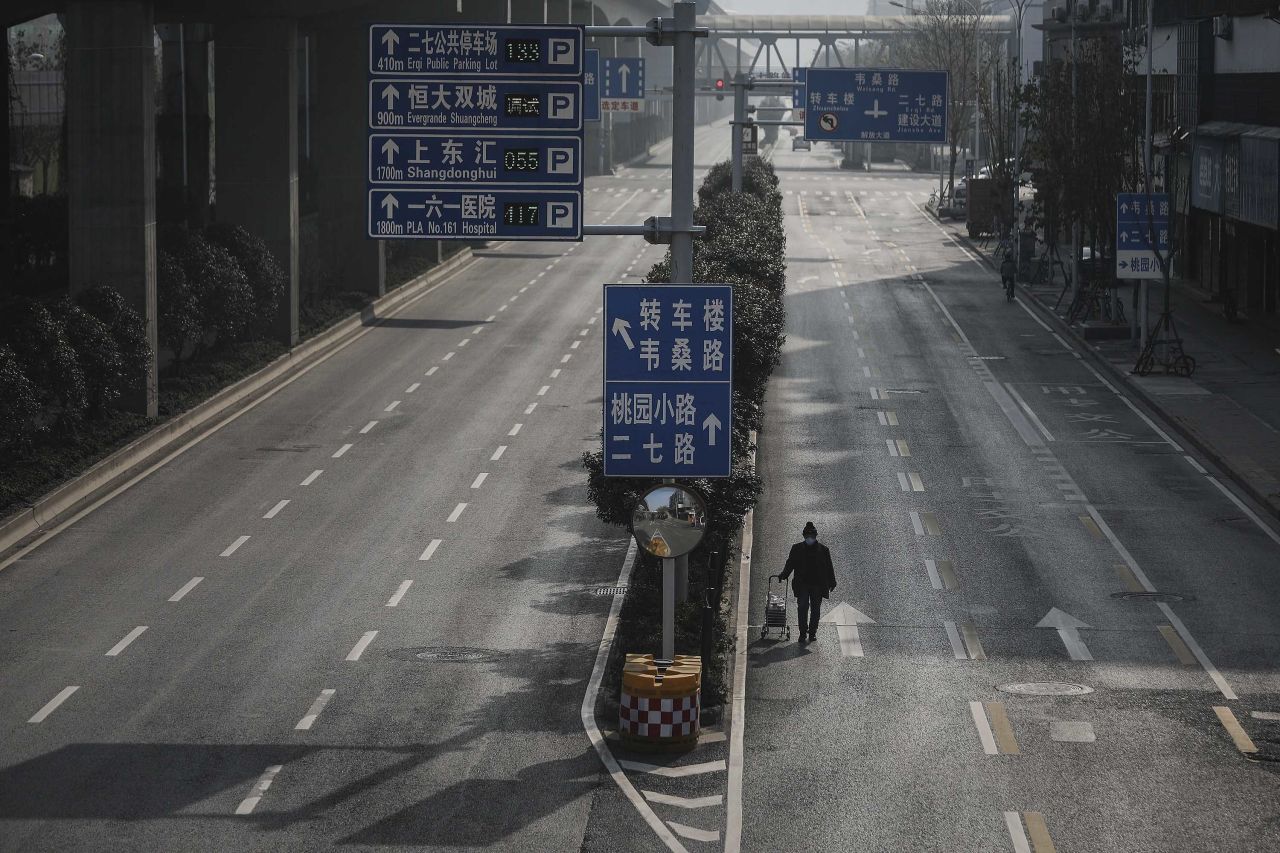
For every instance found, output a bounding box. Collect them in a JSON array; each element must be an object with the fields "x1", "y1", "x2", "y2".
[{"x1": 619, "y1": 653, "x2": 702, "y2": 752}]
